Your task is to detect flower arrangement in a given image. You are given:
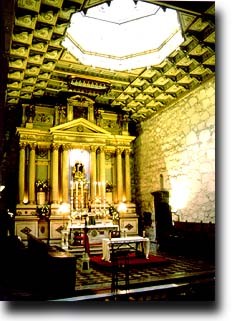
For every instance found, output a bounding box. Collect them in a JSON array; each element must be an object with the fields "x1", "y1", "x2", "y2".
[
  {"x1": 108, "y1": 204, "x2": 119, "y2": 221},
  {"x1": 35, "y1": 179, "x2": 49, "y2": 192},
  {"x1": 37, "y1": 205, "x2": 50, "y2": 218}
]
